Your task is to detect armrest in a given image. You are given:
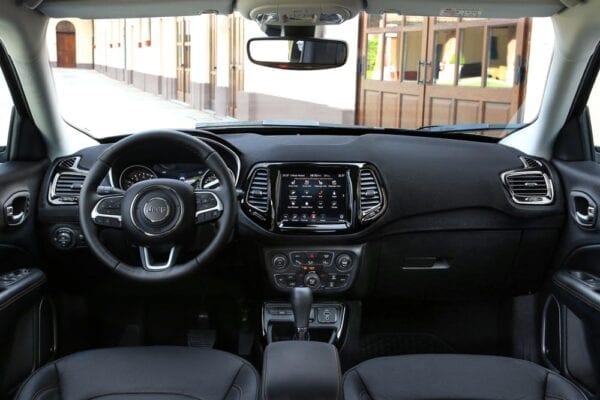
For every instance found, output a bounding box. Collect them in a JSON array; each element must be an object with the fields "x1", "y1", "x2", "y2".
[
  {"x1": 553, "y1": 270, "x2": 600, "y2": 312},
  {"x1": 262, "y1": 341, "x2": 341, "y2": 400},
  {"x1": 0, "y1": 269, "x2": 46, "y2": 336}
]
